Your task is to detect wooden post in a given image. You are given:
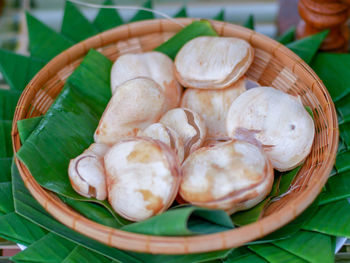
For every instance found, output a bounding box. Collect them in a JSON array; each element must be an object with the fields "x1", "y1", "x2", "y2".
[{"x1": 297, "y1": 0, "x2": 350, "y2": 51}]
